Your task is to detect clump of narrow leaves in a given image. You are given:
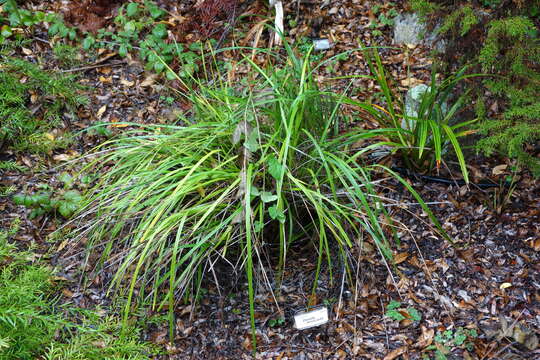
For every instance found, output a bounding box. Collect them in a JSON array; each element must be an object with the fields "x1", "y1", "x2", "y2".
[
  {"x1": 72, "y1": 44, "x2": 448, "y2": 349},
  {"x1": 346, "y1": 49, "x2": 480, "y2": 182}
]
